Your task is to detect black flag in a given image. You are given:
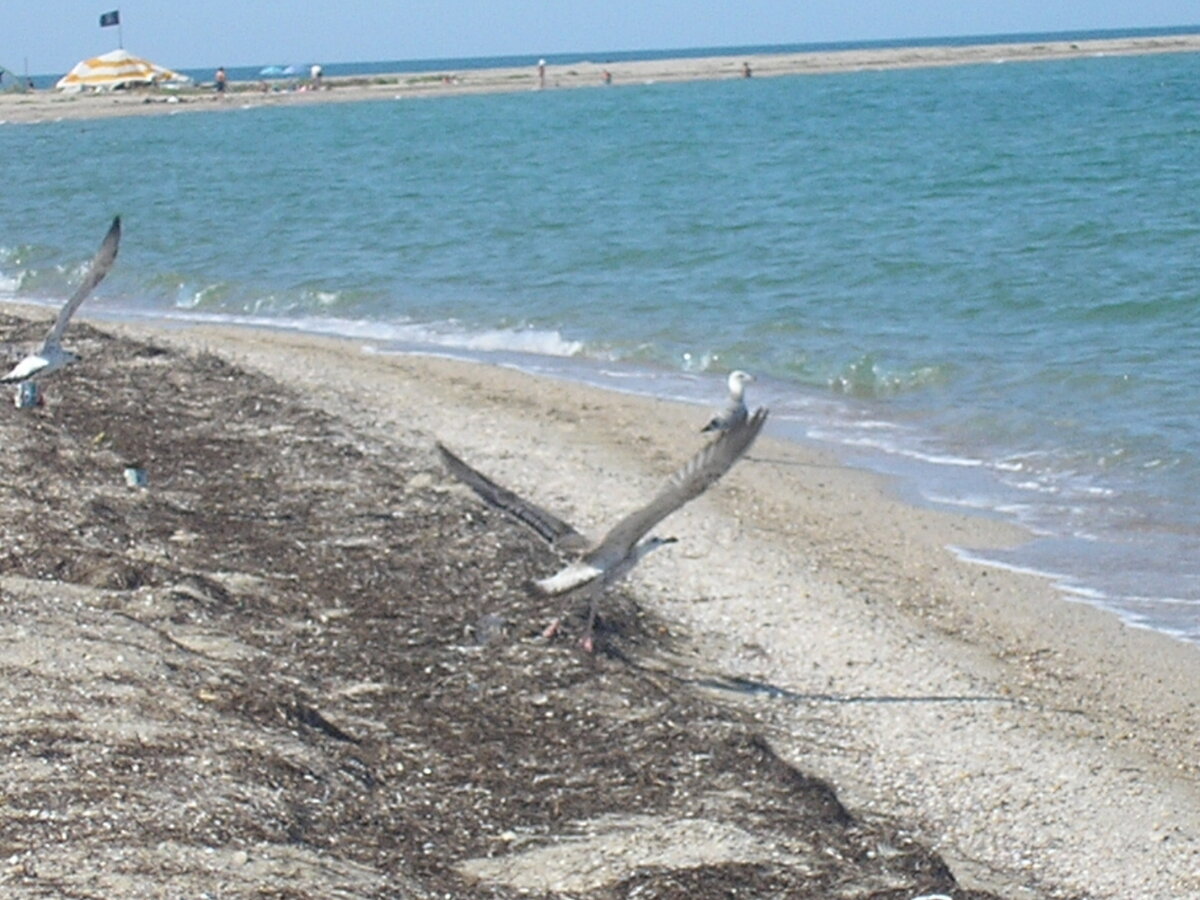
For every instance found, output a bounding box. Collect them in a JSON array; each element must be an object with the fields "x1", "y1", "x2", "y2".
[{"x1": 99, "y1": 10, "x2": 120, "y2": 27}]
